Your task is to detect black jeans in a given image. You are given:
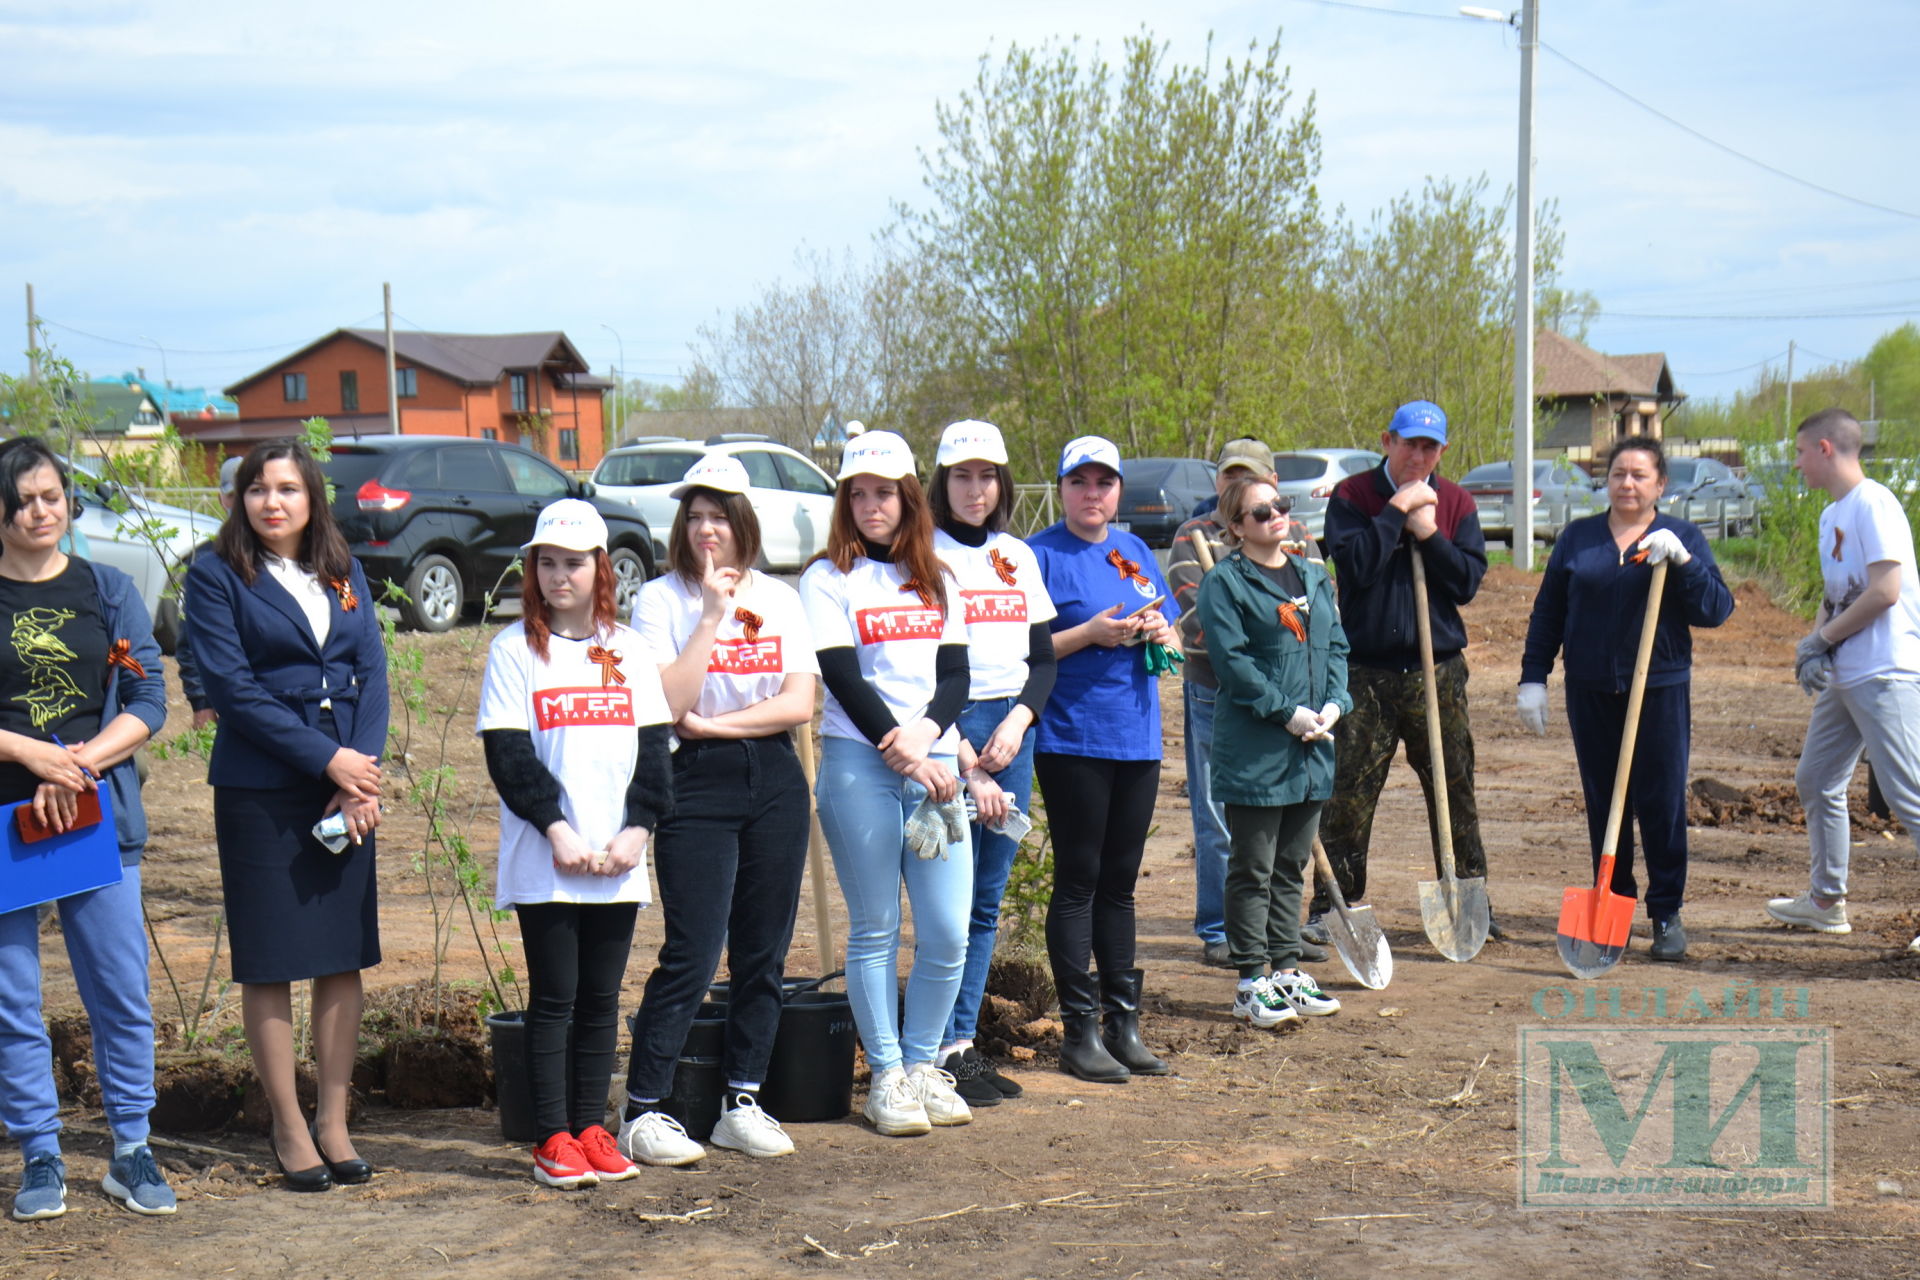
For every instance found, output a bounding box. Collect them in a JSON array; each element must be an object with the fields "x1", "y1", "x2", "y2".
[
  {"x1": 1034, "y1": 753, "x2": 1161, "y2": 978},
  {"x1": 626, "y1": 734, "x2": 811, "y2": 1099},
  {"x1": 516, "y1": 901, "x2": 640, "y2": 1141},
  {"x1": 1567, "y1": 682, "x2": 1691, "y2": 920}
]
